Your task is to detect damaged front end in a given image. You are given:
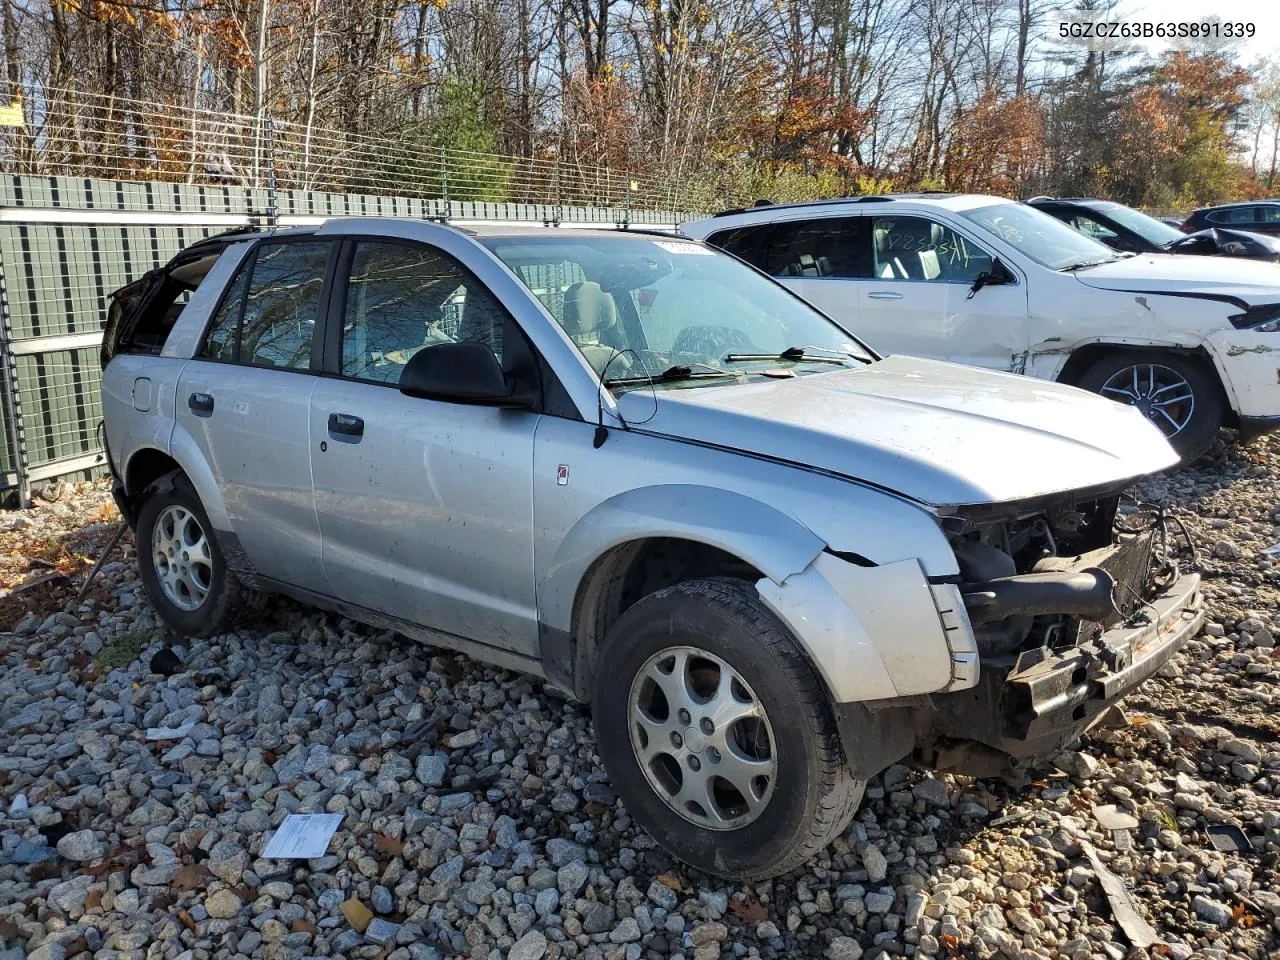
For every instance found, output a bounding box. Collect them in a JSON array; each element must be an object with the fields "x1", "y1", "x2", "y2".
[{"x1": 920, "y1": 491, "x2": 1203, "y2": 776}]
